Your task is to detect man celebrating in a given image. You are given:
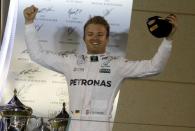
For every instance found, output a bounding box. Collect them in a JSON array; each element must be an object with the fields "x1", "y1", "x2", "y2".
[{"x1": 24, "y1": 5, "x2": 177, "y2": 131}]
